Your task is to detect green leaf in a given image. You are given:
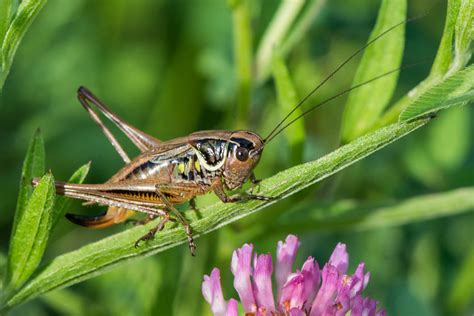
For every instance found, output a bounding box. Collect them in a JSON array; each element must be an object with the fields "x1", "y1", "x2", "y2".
[
  {"x1": 379, "y1": 0, "x2": 472, "y2": 126},
  {"x1": 0, "y1": 0, "x2": 13, "y2": 44},
  {"x1": 6, "y1": 173, "x2": 55, "y2": 293},
  {"x1": 230, "y1": 0, "x2": 253, "y2": 128},
  {"x1": 172, "y1": 237, "x2": 212, "y2": 315},
  {"x1": 3, "y1": 117, "x2": 429, "y2": 310},
  {"x1": 52, "y1": 162, "x2": 90, "y2": 230},
  {"x1": 0, "y1": 0, "x2": 47, "y2": 90},
  {"x1": 429, "y1": 0, "x2": 460, "y2": 77},
  {"x1": 10, "y1": 129, "x2": 45, "y2": 249},
  {"x1": 253, "y1": 186, "x2": 474, "y2": 237},
  {"x1": 255, "y1": 0, "x2": 305, "y2": 83},
  {"x1": 452, "y1": 0, "x2": 474, "y2": 69},
  {"x1": 447, "y1": 244, "x2": 474, "y2": 313},
  {"x1": 271, "y1": 48, "x2": 305, "y2": 163},
  {"x1": 399, "y1": 64, "x2": 474, "y2": 121},
  {"x1": 280, "y1": 0, "x2": 325, "y2": 58},
  {"x1": 340, "y1": 0, "x2": 406, "y2": 143}
]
